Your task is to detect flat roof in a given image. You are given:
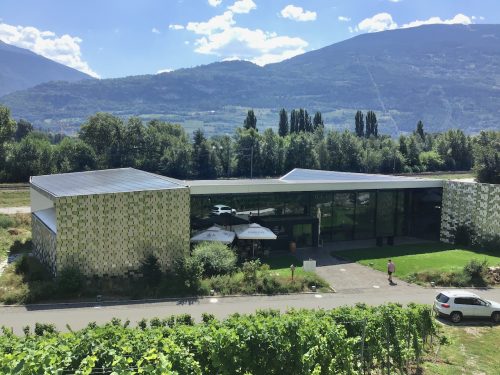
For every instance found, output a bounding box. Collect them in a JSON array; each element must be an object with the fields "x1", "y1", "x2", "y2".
[
  {"x1": 186, "y1": 168, "x2": 444, "y2": 195},
  {"x1": 31, "y1": 168, "x2": 186, "y2": 198},
  {"x1": 33, "y1": 208, "x2": 57, "y2": 233}
]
